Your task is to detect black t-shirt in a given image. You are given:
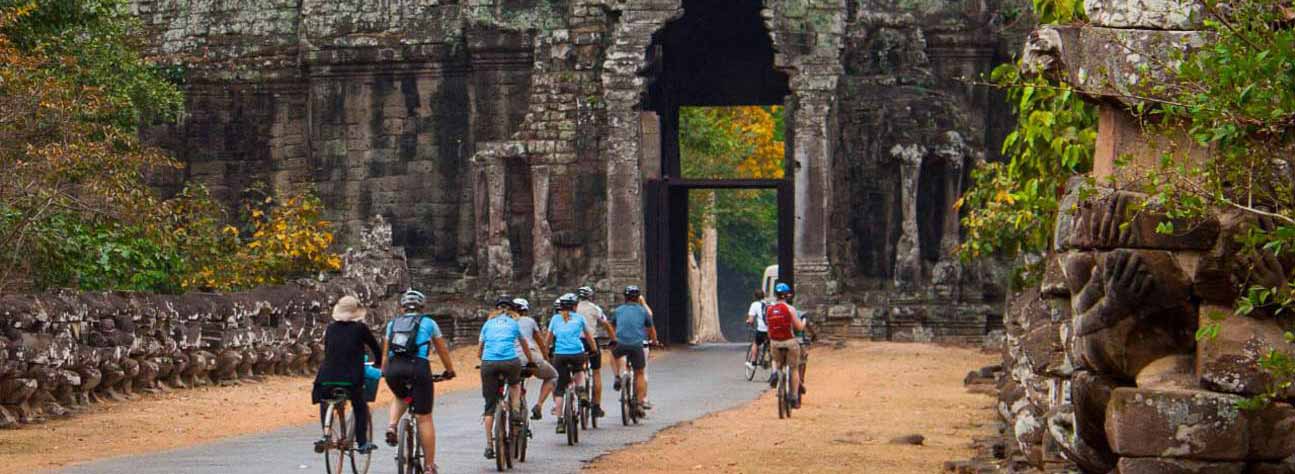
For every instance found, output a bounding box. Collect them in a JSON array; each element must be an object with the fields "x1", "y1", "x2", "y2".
[{"x1": 315, "y1": 321, "x2": 383, "y2": 385}]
